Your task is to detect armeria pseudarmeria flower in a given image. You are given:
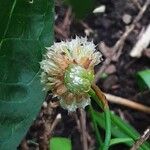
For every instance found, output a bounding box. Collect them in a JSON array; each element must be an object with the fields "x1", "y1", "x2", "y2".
[{"x1": 40, "y1": 36, "x2": 103, "y2": 112}]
